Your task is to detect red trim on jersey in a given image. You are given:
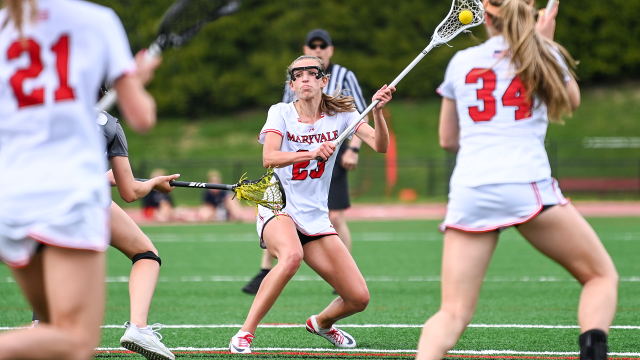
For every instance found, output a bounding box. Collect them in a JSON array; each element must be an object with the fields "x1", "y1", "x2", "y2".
[
  {"x1": 551, "y1": 178, "x2": 570, "y2": 205},
  {"x1": 0, "y1": 253, "x2": 31, "y2": 268},
  {"x1": 258, "y1": 129, "x2": 284, "y2": 139},
  {"x1": 28, "y1": 231, "x2": 108, "y2": 252},
  {"x1": 441, "y1": 182, "x2": 544, "y2": 233},
  {"x1": 354, "y1": 120, "x2": 366, "y2": 133}
]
